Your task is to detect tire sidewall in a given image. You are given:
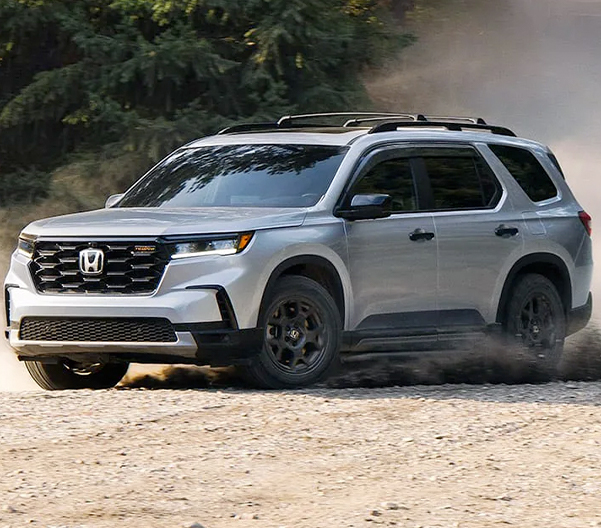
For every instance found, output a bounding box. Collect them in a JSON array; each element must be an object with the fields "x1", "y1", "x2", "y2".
[
  {"x1": 25, "y1": 361, "x2": 129, "y2": 390},
  {"x1": 252, "y1": 276, "x2": 342, "y2": 388},
  {"x1": 504, "y1": 273, "x2": 566, "y2": 370}
]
